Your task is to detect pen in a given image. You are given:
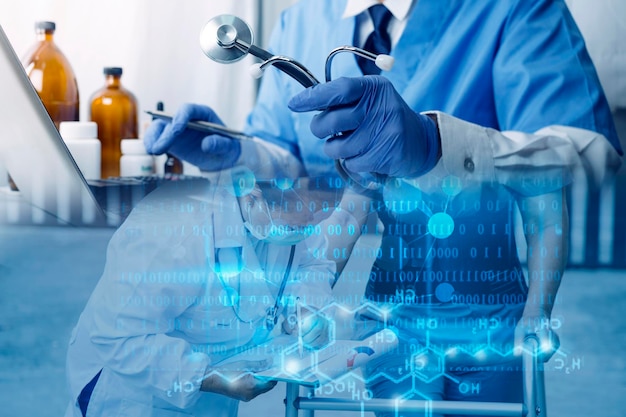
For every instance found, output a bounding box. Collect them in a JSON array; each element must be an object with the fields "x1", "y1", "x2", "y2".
[
  {"x1": 296, "y1": 297, "x2": 304, "y2": 359},
  {"x1": 145, "y1": 110, "x2": 253, "y2": 141}
]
